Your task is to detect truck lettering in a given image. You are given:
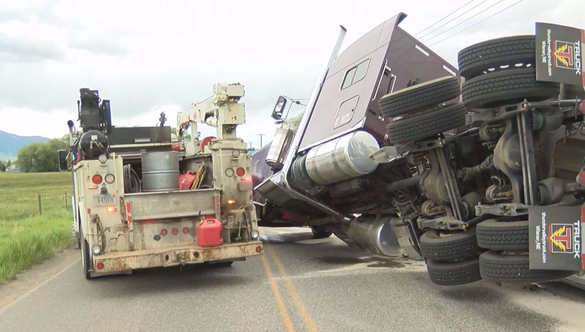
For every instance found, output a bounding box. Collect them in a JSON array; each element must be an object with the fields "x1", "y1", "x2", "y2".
[
  {"x1": 574, "y1": 40, "x2": 582, "y2": 75},
  {"x1": 574, "y1": 220, "x2": 581, "y2": 259},
  {"x1": 547, "y1": 29, "x2": 553, "y2": 76},
  {"x1": 535, "y1": 225, "x2": 541, "y2": 250},
  {"x1": 542, "y1": 212, "x2": 547, "y2": 263}
]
